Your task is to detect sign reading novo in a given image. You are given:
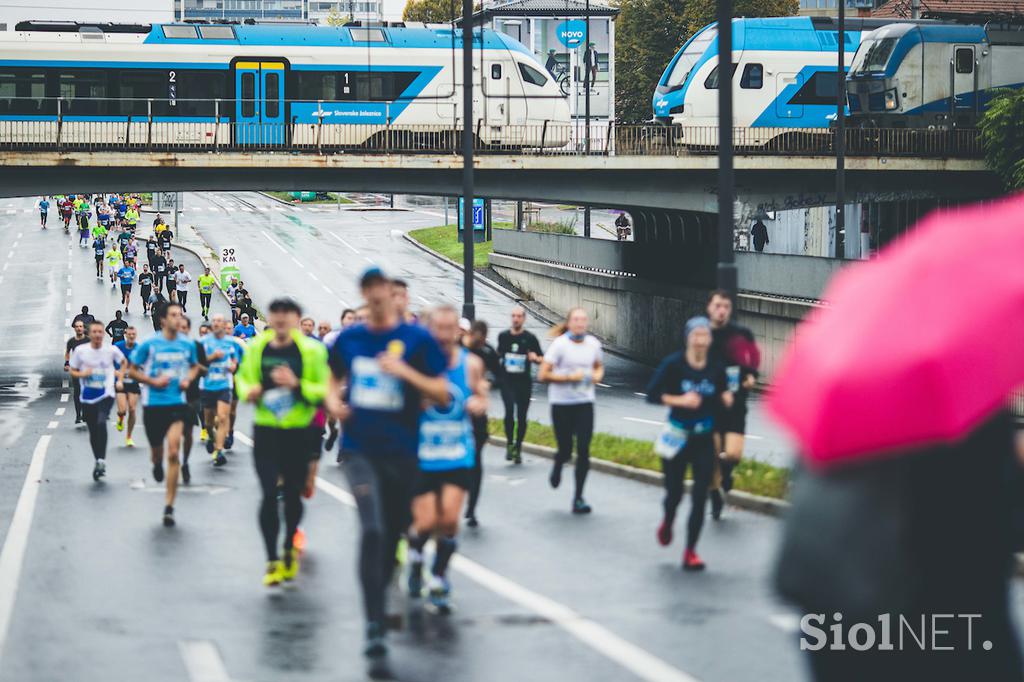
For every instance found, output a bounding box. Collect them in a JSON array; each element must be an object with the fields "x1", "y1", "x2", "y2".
[{"x1": 556, "y1": 20, "x2": 588, "y2": 49}]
